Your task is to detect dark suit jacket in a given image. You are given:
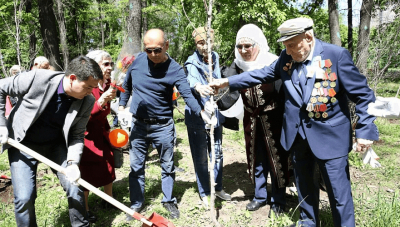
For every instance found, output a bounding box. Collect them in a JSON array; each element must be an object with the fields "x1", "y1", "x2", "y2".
[
  {"x1": 0, "y1": 69, "x2": 95, "y2": 163},
  {"x1": 228, "y1": 39, "x2": 379, "y2": 160}
]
